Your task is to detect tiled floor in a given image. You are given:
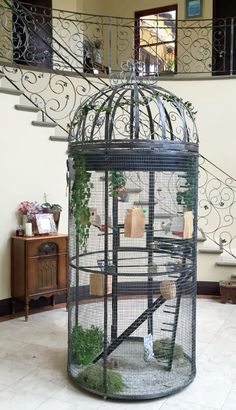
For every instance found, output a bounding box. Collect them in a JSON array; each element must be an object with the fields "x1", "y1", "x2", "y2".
[{"x1": 0, "y1": 299, "x2": 235, "y2": 410}]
